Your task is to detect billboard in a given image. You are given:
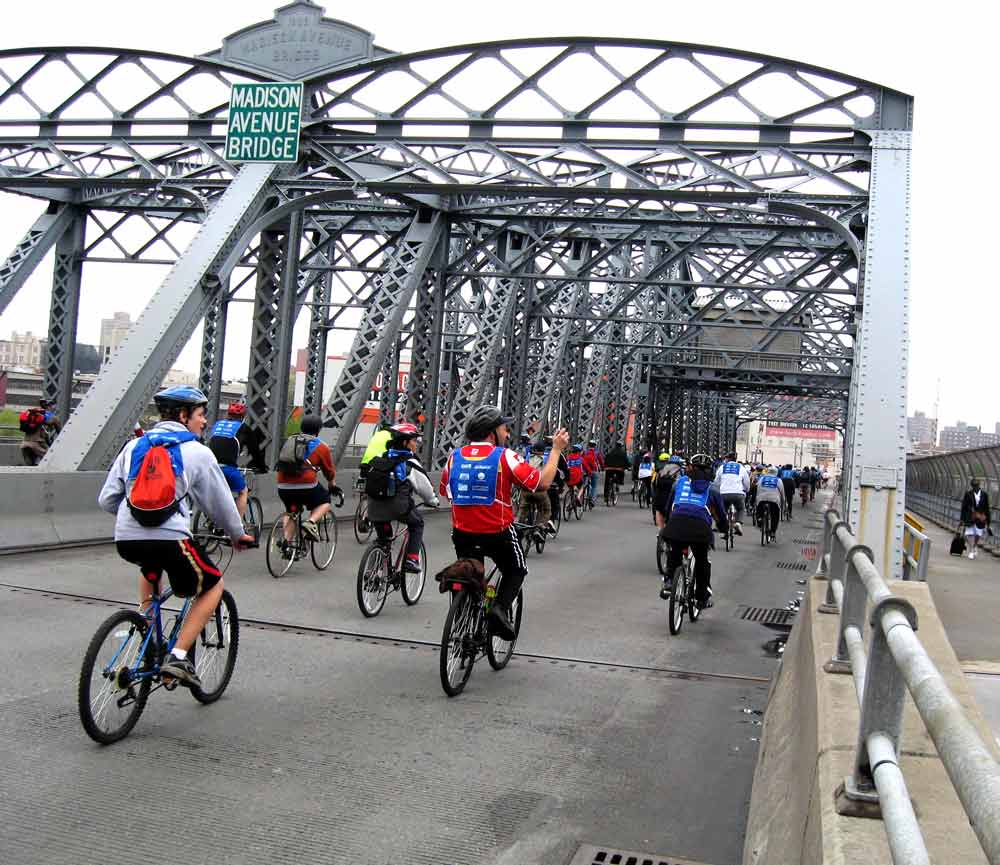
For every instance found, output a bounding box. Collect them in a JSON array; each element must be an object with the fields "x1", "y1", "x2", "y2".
[{"x1": 765, "y1": 422, "x2": 836, "y2": 441}]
